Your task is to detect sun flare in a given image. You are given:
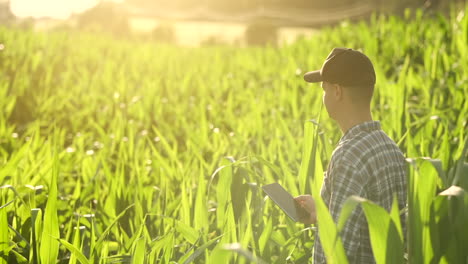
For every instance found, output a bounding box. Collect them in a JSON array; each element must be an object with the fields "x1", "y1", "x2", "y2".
[{"x1": 9, "y1": 0, "x2": 122, "y2": 19}]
